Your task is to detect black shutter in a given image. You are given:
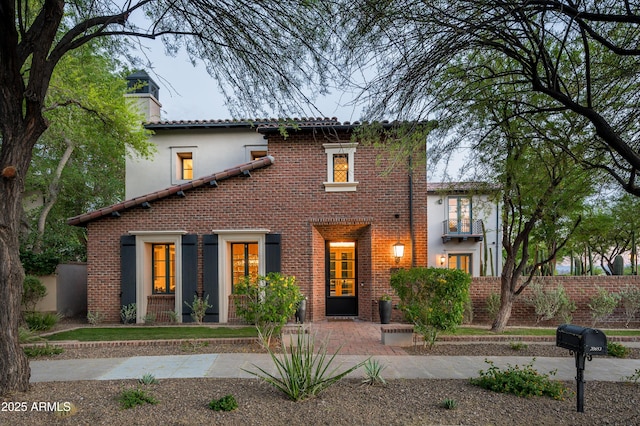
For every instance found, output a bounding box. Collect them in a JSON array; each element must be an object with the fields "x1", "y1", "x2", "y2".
[
  {"x1": 120, "y1": 235, "x2": 137, "y2": 318},
  {"x1": 181, "y1": 234, "x2": 198, "y2": 323},
  {"x1": 265, "y1": 234, "x2": 282, "y2": 273},
  {"x1": 202, "y1": 234, "x2": 219, "y2": 322}
]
